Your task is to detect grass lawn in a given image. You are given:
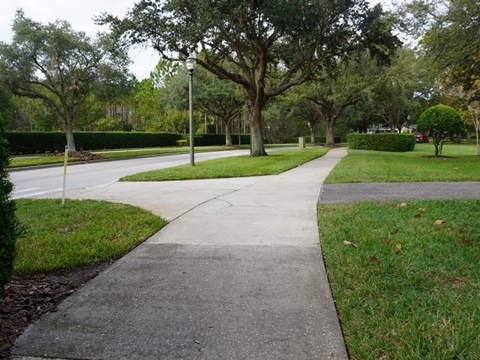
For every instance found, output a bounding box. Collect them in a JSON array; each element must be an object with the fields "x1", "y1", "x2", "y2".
[
  {"x1": 9, "y1": 156, "x2": 81, "y2": 167},
  {"x1": 121, "y1": 147, "x2": 329, "y2": 181},
  {"x1": 318, "y1": 199, "x2": 480, "y2": 359},
  {"x1": 325, "y1": 143, "x2": 480, "y2": 183},
  {"x1": 14, "y1": 199, "x2": 166, "y2": 274}
]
